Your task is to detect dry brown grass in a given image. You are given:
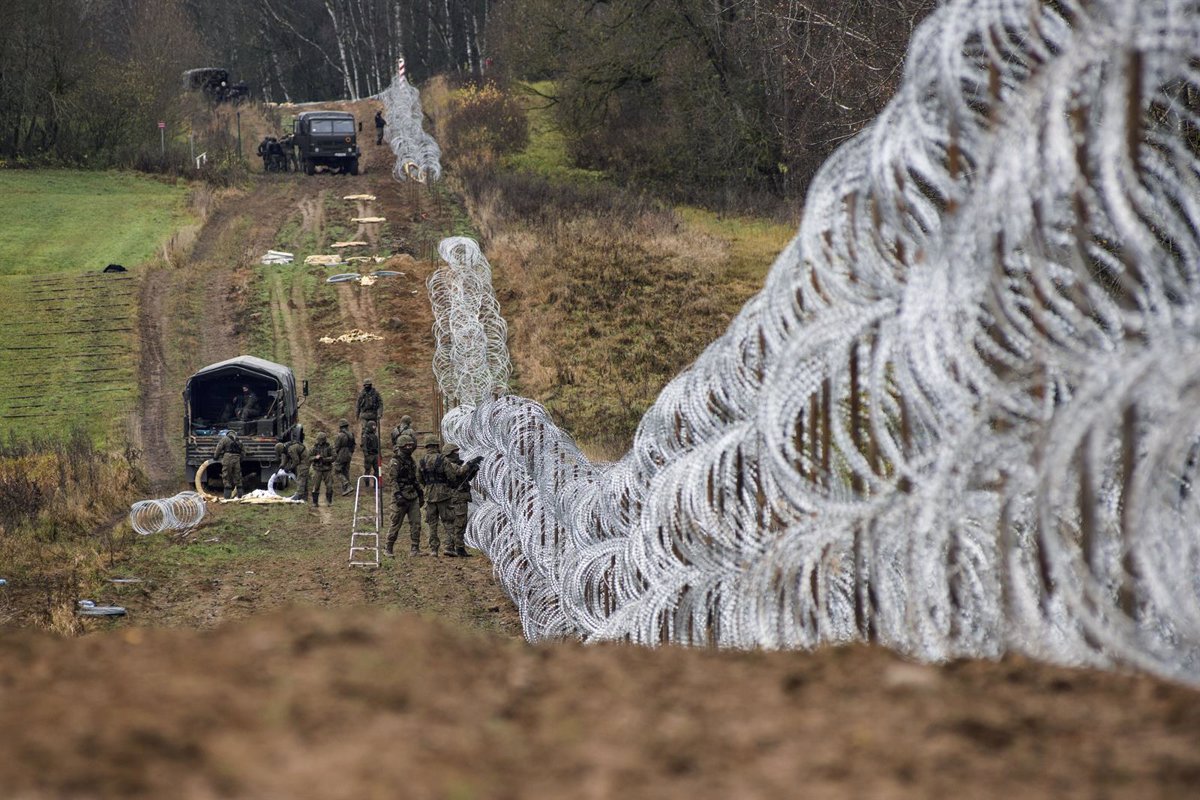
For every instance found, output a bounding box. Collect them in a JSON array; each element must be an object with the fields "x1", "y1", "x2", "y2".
[
  {"x1": 0, "y1": 429, "x2": 145, "y2": 632},
  {"x1": 431, "y1": 82, "x2": 790, "y2": 453}
]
